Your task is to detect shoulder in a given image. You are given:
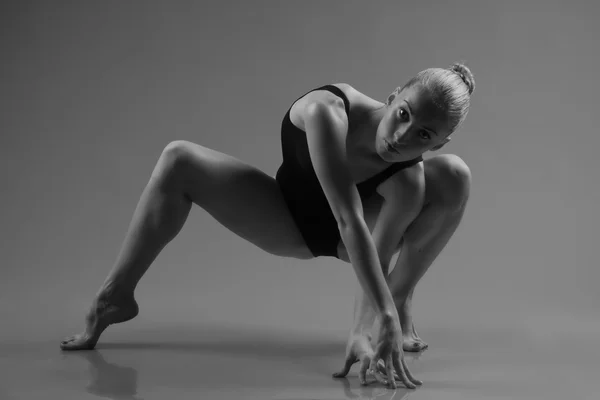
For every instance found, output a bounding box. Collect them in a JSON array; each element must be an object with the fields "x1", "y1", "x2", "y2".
[
  {"x1": 301, "y1": 83, "x2": 365, "y2": 123},
  {"x1": 308, "y1": 83, "x2": 353, "y2": 112},
  {"x1": 300, "y1": 84, "x2": 351, "y2": 127},
  {"x1": 303, "y1": 101, "x2": 348, "y2": 138},
  {"x1": 289, "y1": 83, "x2": 352, "y2": 131}
]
